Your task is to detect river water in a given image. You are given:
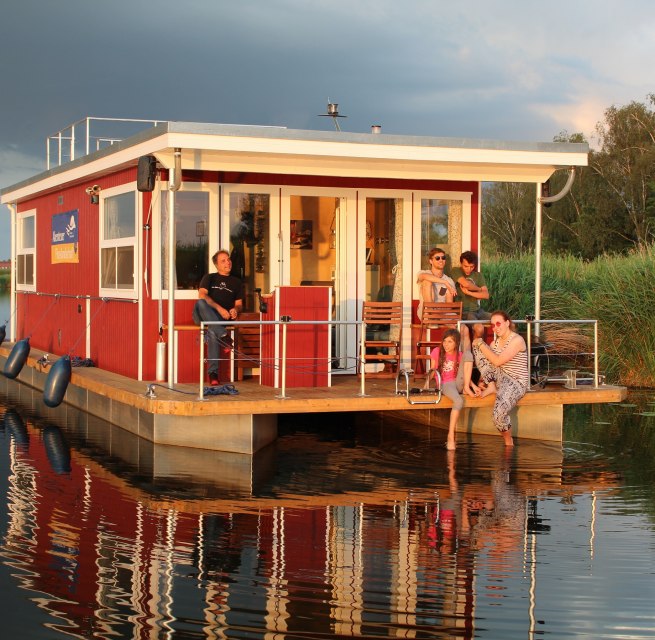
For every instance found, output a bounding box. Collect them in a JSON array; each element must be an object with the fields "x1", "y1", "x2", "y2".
[{"x1": 1, "y1": 367, "x2": 654, "y2": 639}]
